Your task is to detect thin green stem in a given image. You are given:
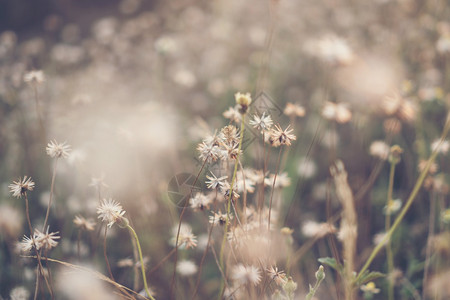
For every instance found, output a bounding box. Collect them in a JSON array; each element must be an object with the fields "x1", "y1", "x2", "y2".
[
  {"x1": 218, "y1": 113, "x2": 246, "y2": 299},
  {"x1": 386, "y1": 162, "x2": 396, "y2": 300},
  {"x1": 103, "y1": 226, "x2": 115, "y2": 281},
  {"x1": 356, "y1": 119, "x2": 450, "y2": 282},
  {"x1": 127, "y1": 225, "x2": 155, "y2": 300}
]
